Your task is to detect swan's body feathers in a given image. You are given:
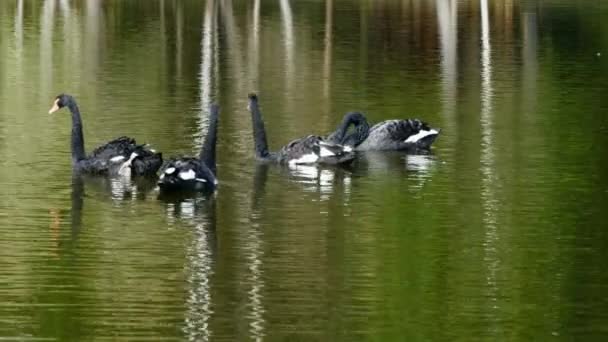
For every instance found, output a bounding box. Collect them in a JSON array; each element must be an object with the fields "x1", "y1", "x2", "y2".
[
  {"x1": 279, "y1": 135, "x2": 354, "y2": 166},
  {"x1": 158, "y1": 157, "x2": 217, "y2": 192},
  {"x1": 356, "y1": 119, "x2": 440, "y2": 151},
  {"x1": 89, "y1": 136, "x2": 137, "y2": 161},
  {"x1": 248, "y1": 94, "x2": 355, "y2": 167}
]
